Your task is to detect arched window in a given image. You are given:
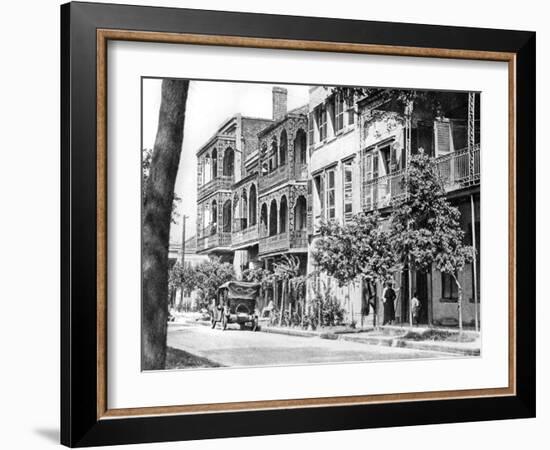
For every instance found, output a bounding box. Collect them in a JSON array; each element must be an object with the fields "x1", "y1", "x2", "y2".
[
  {"x1": 232, "y1": 194, "x2": 240, "y2": 230},
  {"x1": 211, "y1": 200, "x2": 218, "y2": 235},
  {"x1": 260, "y1": 143, "x2": 269, "y2": 175},
  {"x1": 211, "y1": 148, "x2": 218, "y2": 180},
  {"x1": 223, "y1": 147, "x2": 234, "y2": 177},
  {"x1": 222, "y1": 200, "x2": 232, "y2": 233},
  {"x1": 279, "y1": 196, "x2": 288, "y2": 233},
  {"x1": 279, "y1": 129, "x2": 287, "y2": 166},
  {"x1": 203, "y1": 154, "x2": 212, "y2": 184},
  {"x1": 294, "y1": 128, "x2": 307, "y2": 165},
  {"x1": 241, "y1": 189, "x2": 248, "y2": 229},
  {"x1": 249, "y1": 184, "x2": 257, "y2": 226},
  {"x1": 269, "y1": 199, "x2": 278, "y2": 237},
  {"x1": 260, "y1": 203, "x2": 268, "y2": 236},
  {"x1": 270, "y1": 137, "x2": 278, "y2": 171},
  {"x1": 294, "y1": 196, "x2": 307, "y2": 231},
  {"x1": 203, "y1": 202, "x2": 210, "y2": 230}
]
